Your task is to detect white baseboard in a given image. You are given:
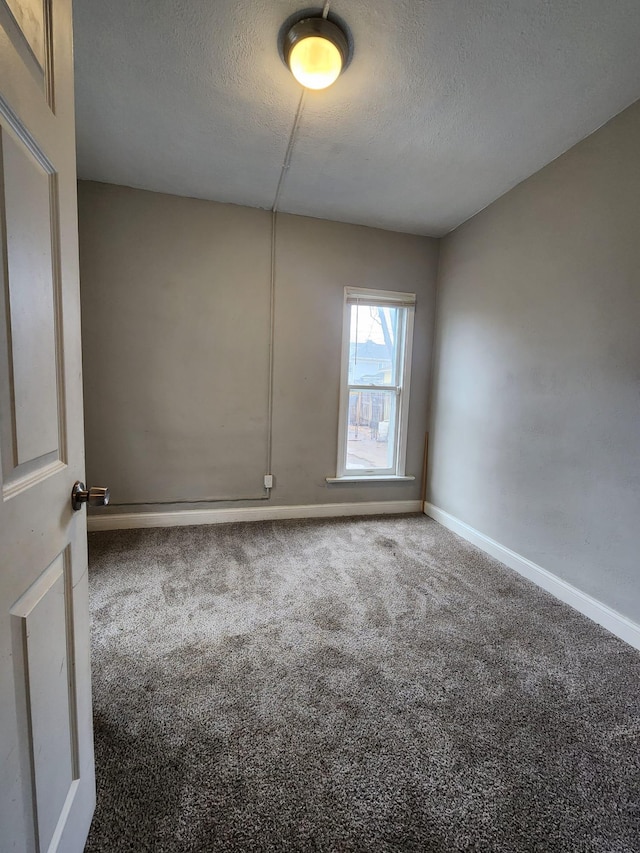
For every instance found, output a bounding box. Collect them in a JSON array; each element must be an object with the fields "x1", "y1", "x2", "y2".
[
  {"x1": 424, "y1": 502, "x2": 640, "y2": 652},
  {"x1": 88, "y1": 500, "x2": 422, "y2": 533}
]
